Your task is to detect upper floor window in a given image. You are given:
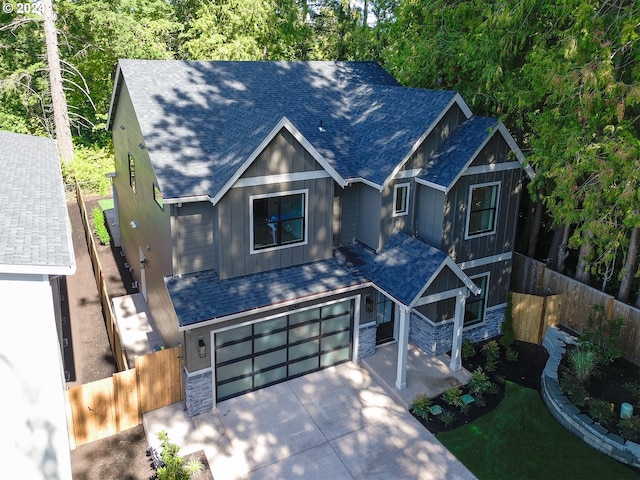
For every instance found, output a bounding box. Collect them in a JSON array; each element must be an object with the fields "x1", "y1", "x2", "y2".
[
  {"x1": 393, "y1": 183, "x2": 410, "y2": 217},
  {"x1": 466, "y1": 182, "x2": 500, "y2": 237},
  {"x1": 250, "y1": 190, "x2": 308, "y2": 253},
  {"x1": 464, "y1": 274, "x2": 488, "y2": 326},
  {"x1": 153, "y1": 183, "x2": 164, "y2": 210},
  {"x1": 128, "y1": 154, "x2": 136, "y2": 193}
]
